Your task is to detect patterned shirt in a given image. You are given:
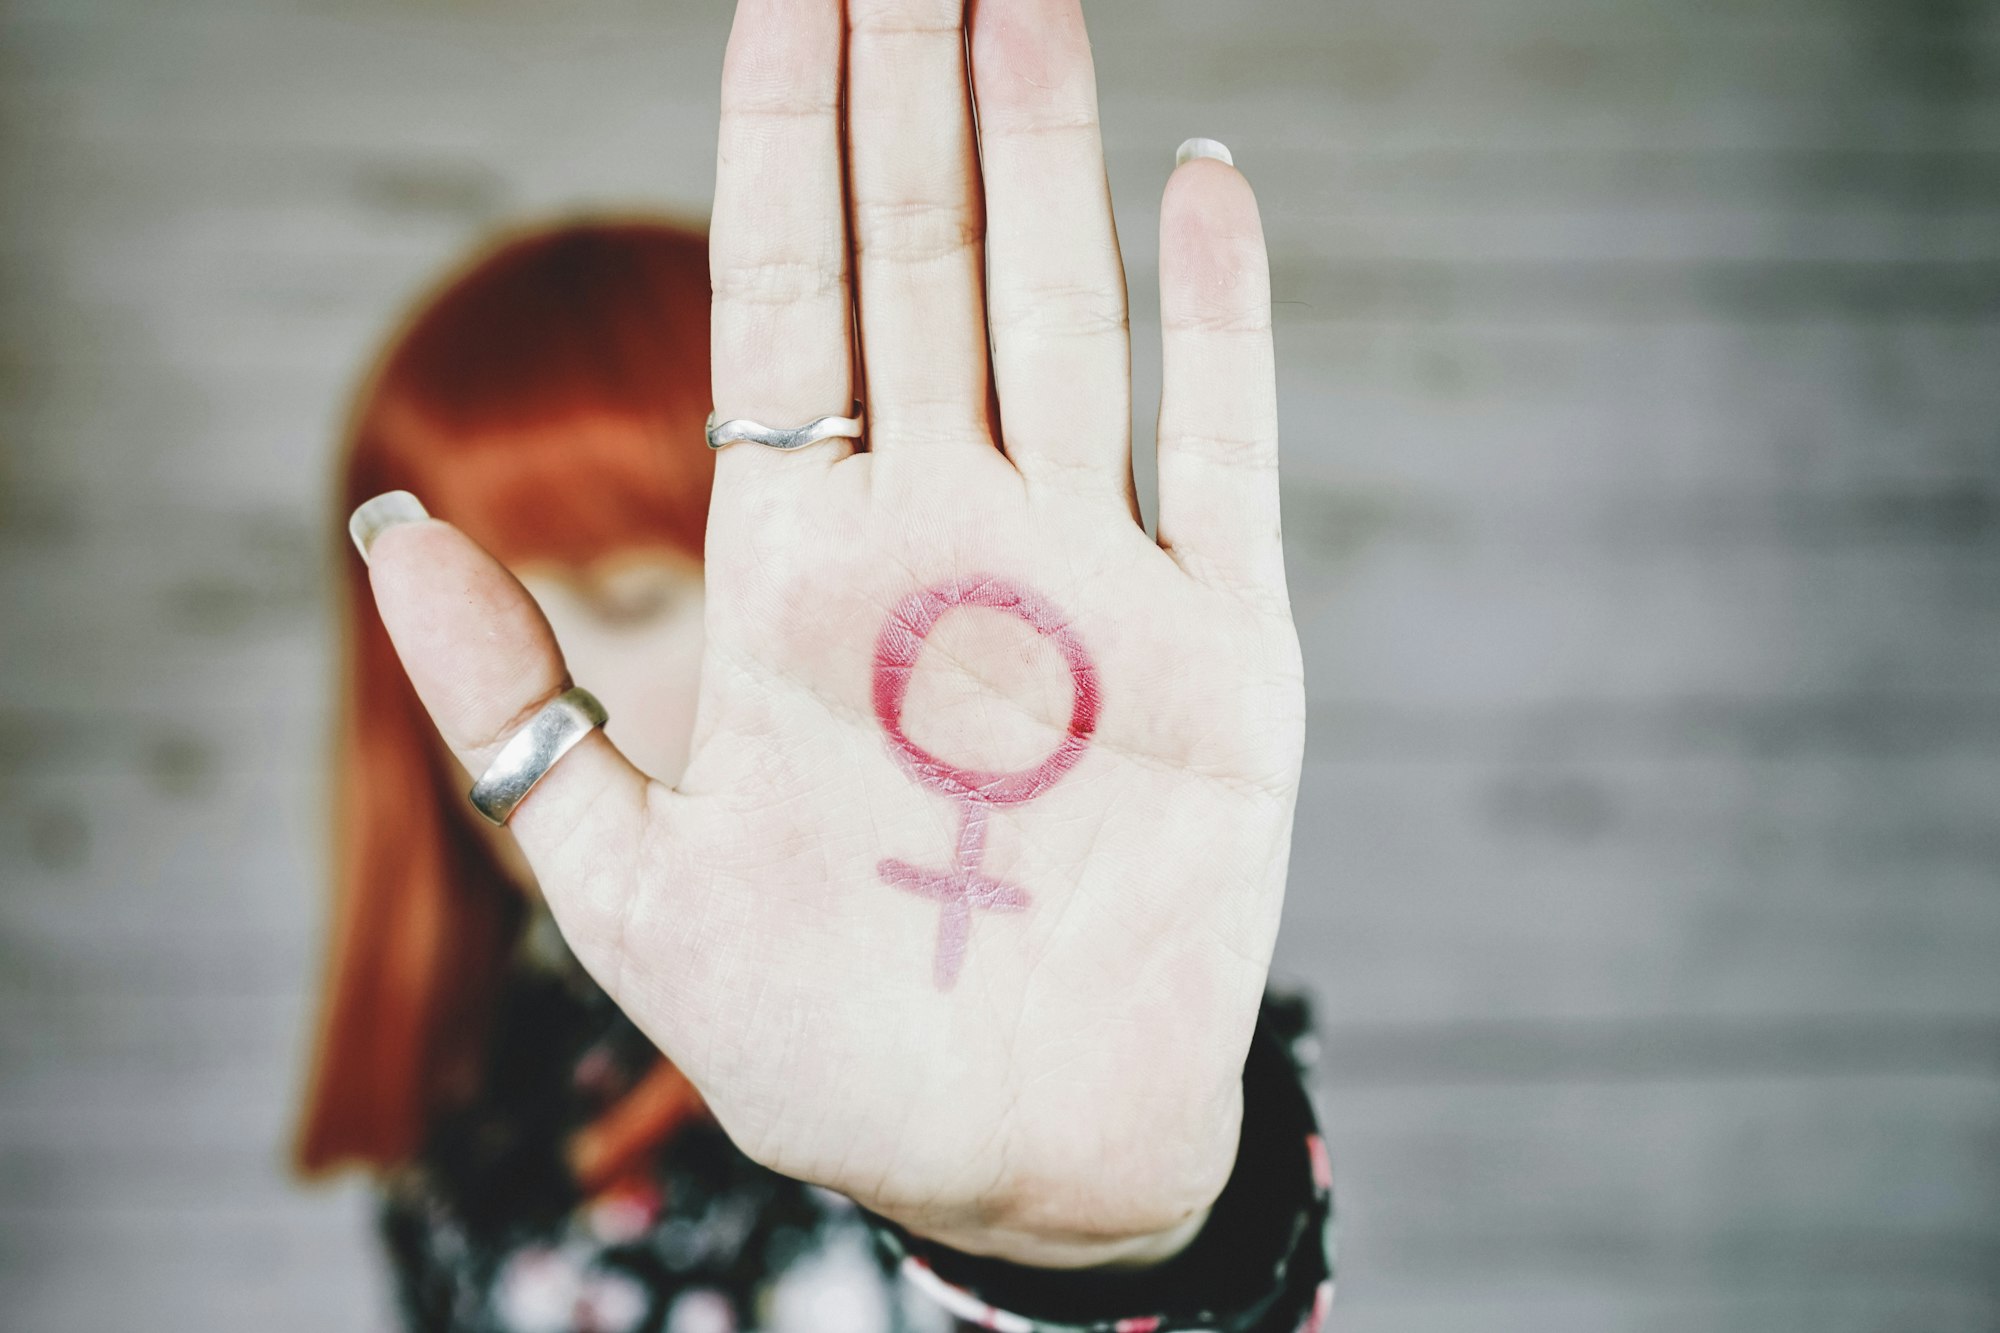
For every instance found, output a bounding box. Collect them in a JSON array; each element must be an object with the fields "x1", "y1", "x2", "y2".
[{"x1": 379, "y1": 915, "x2": 1333, "y2": 1333}]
